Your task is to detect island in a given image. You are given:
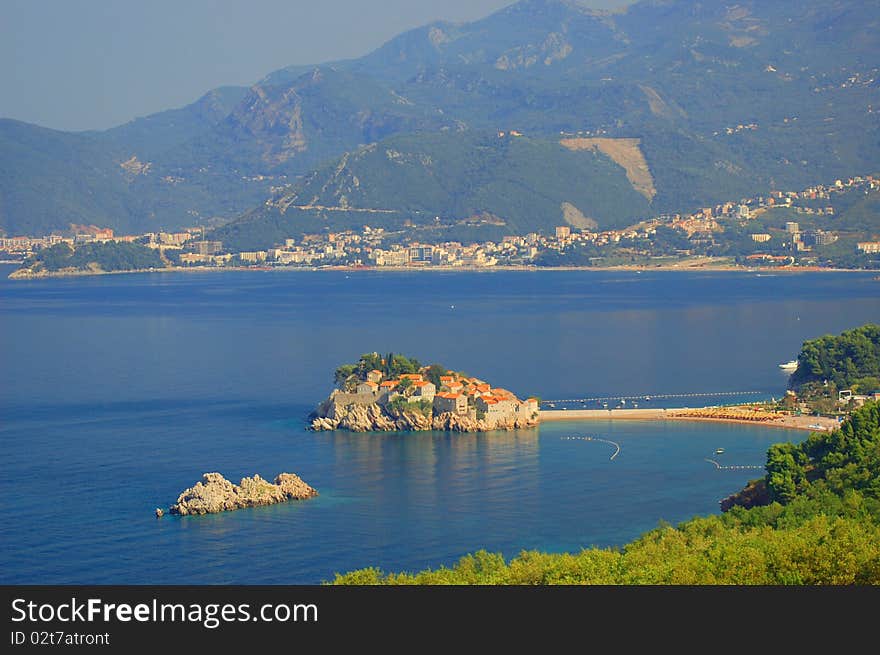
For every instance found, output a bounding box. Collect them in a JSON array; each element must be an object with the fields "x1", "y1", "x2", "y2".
[
  {"x1": 331, "y1": 324, "x2": 880, "y2": 584},
  {"x1": 310, "y1": 353, "x2": 539, "y2": 432},
  {"x1": 158, "y1": 471, "x2": 317, "y2": 517}
]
